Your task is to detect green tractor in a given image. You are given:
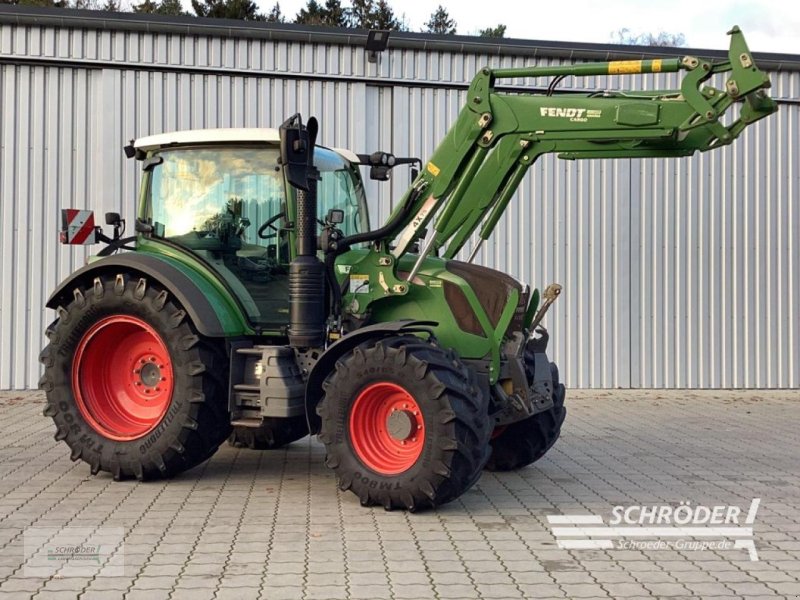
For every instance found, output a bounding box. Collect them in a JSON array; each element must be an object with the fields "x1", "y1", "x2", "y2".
[{"x1": 41, "y1": 28, "x2": 776, "y2": 510}]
